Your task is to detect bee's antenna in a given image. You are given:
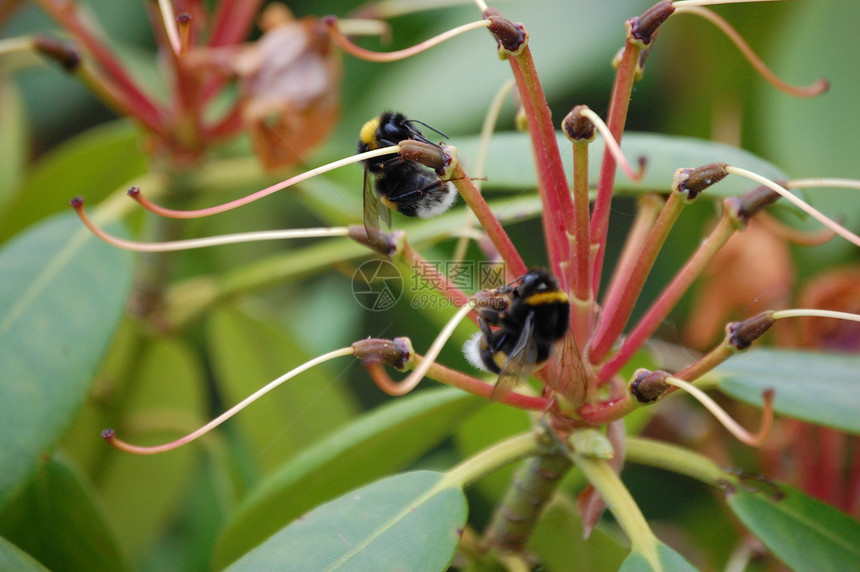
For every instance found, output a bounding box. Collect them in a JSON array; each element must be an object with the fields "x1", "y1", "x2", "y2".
[{"x1": 404, "y1": 118, "x2": 449, "y2": 140}]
